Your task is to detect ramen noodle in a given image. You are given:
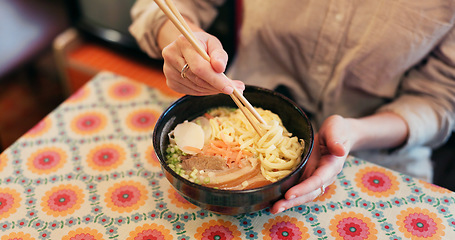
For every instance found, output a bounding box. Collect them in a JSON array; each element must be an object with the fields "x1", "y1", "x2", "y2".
[{"x1": 165, "y1": 107, "x2": 304, "y2": 190}]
